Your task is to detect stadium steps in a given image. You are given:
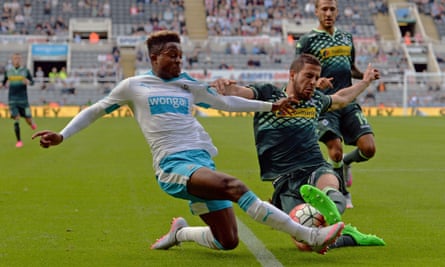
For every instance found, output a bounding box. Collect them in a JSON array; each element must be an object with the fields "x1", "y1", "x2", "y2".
[
  {"x1": 120, "y1": 48, "x2": 136, "y2": 79},
  {"x1": 419, "y1": 14, "x2": 440, "y2": 41},
  {"x1": 373, "y1": 13, "x2": 397, "y2": 41},
  {"x1": 183, "y1": 0, "x2": 208, "y2": 41}
]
